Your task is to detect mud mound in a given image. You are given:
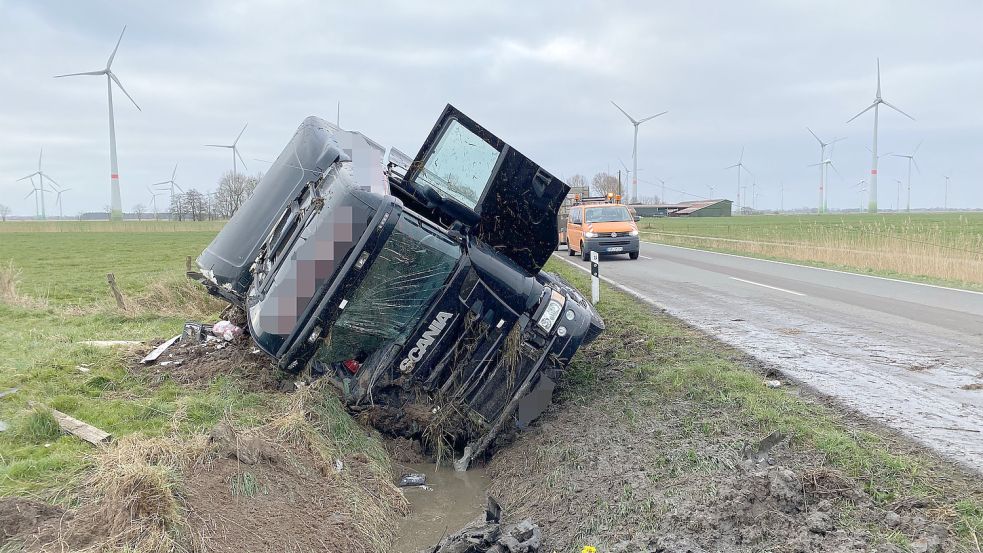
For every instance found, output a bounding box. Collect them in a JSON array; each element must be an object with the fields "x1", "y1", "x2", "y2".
[
  {"x1": 488, "y1": 393, "x2": 949, "y2": 553},
  {"x1": 0, "y1": 498, "x2": 76, "y2": 550},
  {"x1": 138, "y1": 336, "x2": 286, "y2": 392}
]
